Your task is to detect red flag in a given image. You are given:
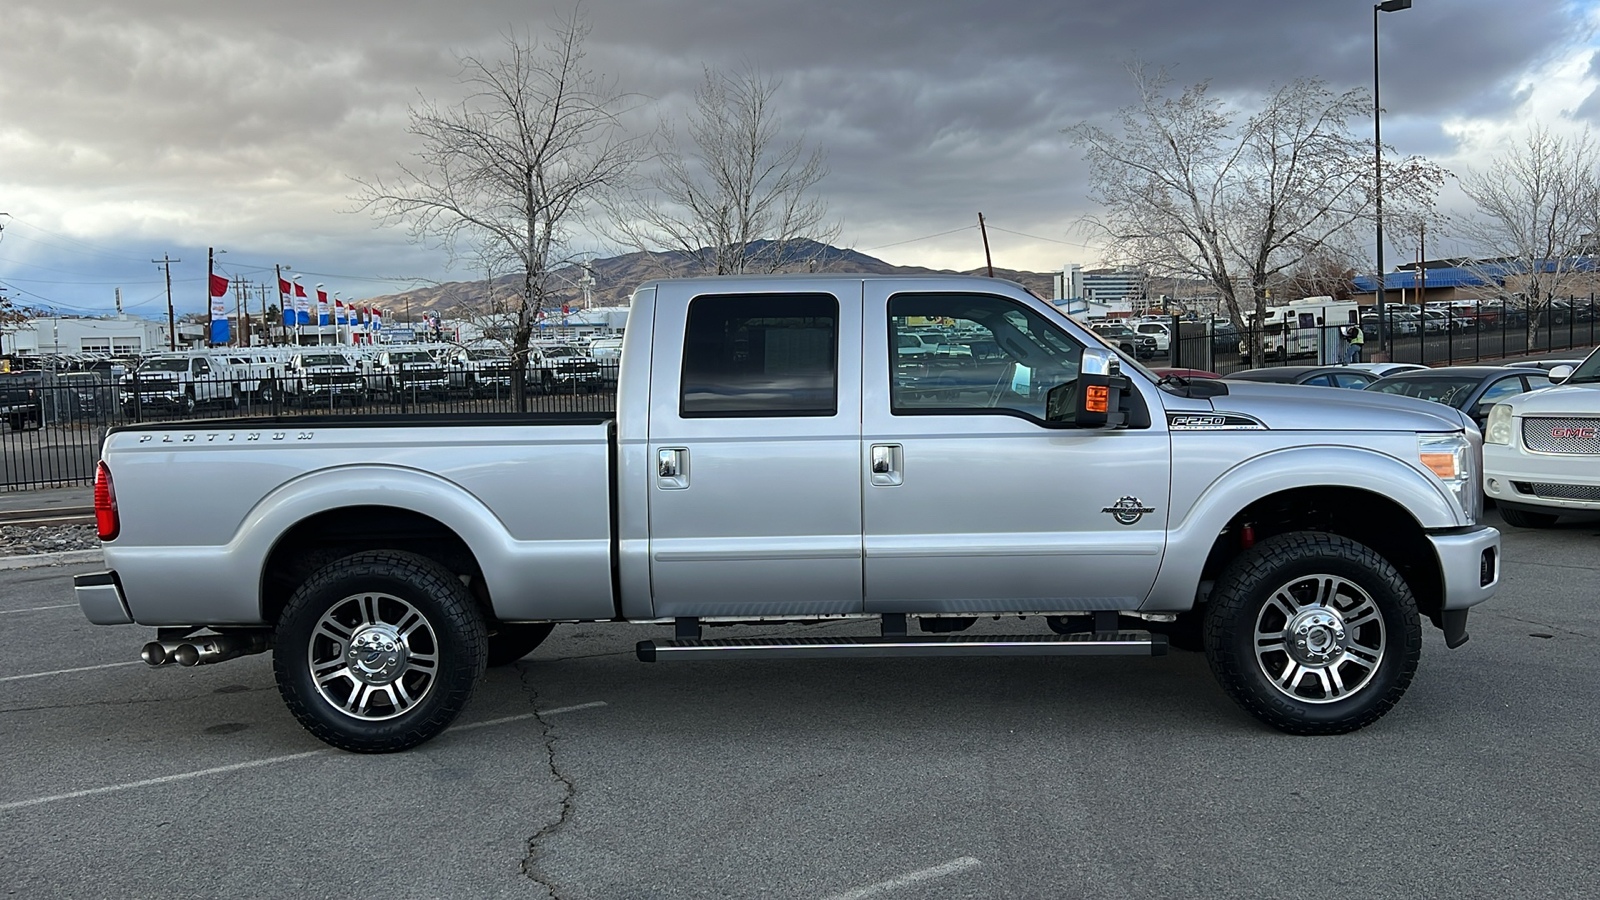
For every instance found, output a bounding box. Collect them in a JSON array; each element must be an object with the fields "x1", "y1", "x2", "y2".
[
  {"x1": 294, "y1": 283, "x2": 306, "y2": 297},
  {"x1": 278, "y1": 278, "x2": 291, "y2": 295},
  {"x1": 316, "y1": 289, "x2": 328, "y2": 303},
  {"x1": 209, "y1": 273, "x2": 229, "y2": 297}
]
